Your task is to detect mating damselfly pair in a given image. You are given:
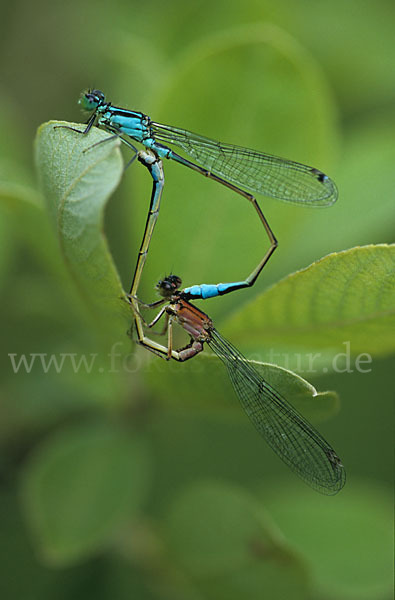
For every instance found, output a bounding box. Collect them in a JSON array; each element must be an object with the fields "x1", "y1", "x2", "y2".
[{"x1": 61, "y1": 90, "x2": 345, "y2": 494}]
